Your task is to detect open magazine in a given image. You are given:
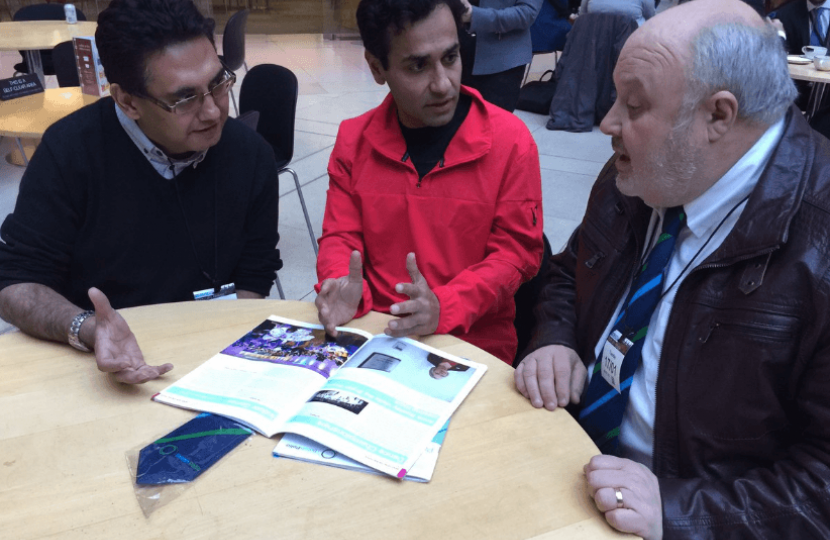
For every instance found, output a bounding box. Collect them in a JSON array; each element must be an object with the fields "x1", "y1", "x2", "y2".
[{"x1": 153, "y1": 316, "x2": 486, "y2": 479}]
